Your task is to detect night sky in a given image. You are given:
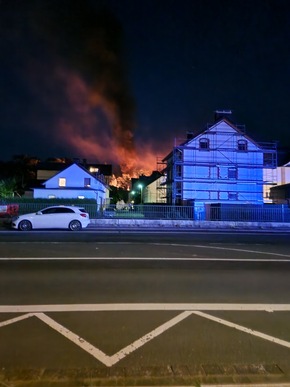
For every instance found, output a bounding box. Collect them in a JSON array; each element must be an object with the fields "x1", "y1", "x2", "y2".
[{"x1": 1, "y1": 0, "x2": 290, "y2": 173}]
